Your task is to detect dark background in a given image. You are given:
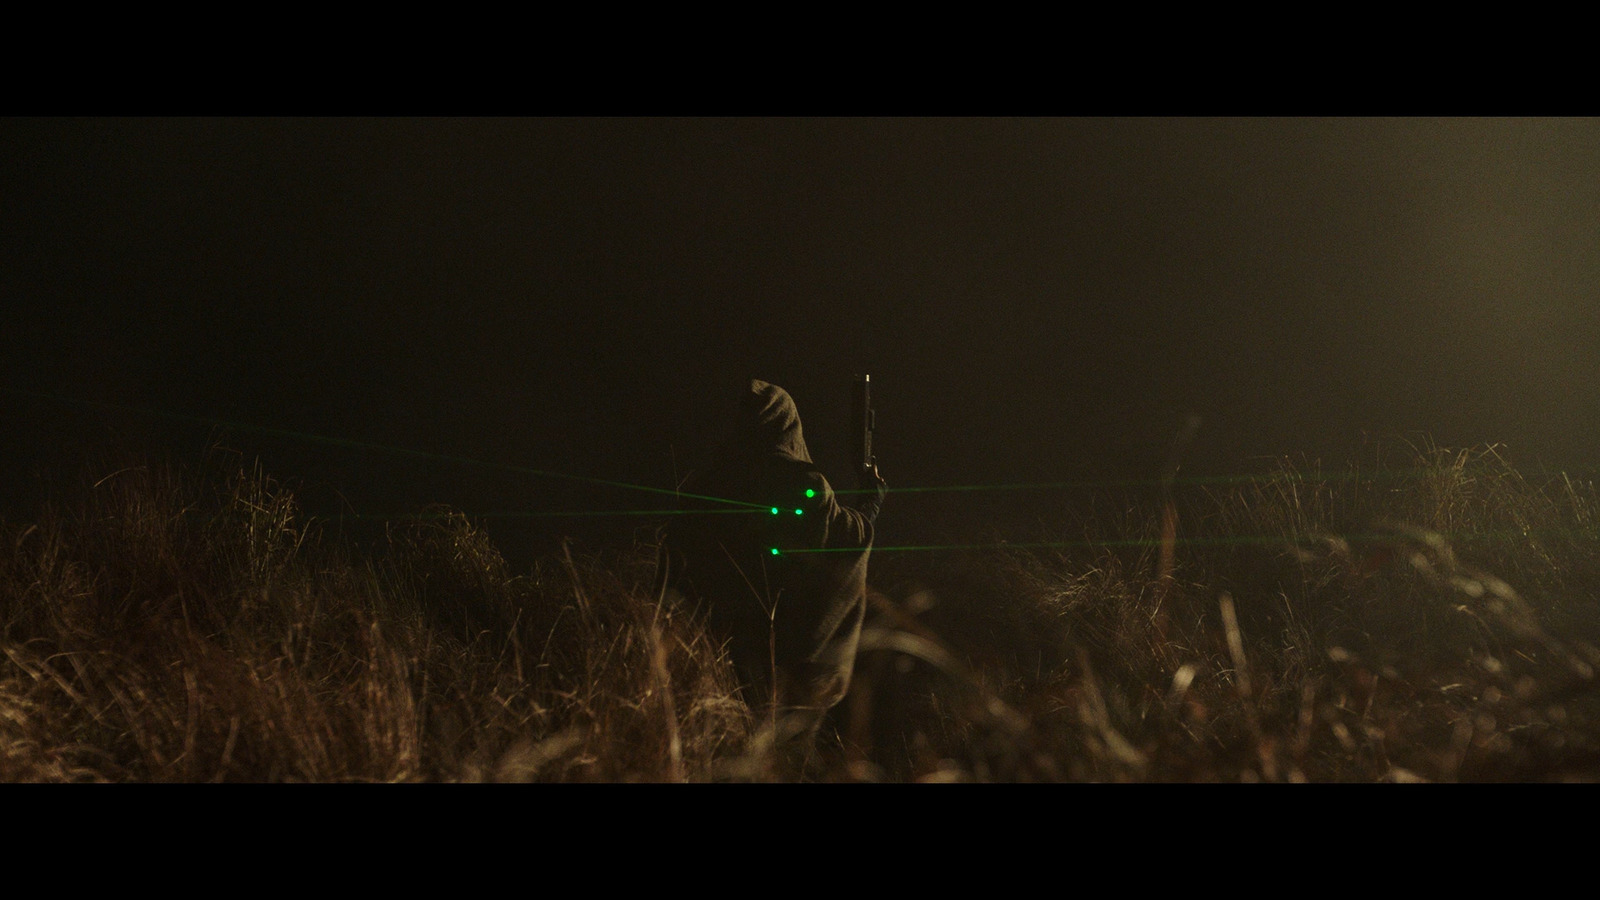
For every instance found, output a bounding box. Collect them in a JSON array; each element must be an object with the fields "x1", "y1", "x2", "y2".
[{"x1": 4, "y1": 118, "x2": 1597, "y2": 562}]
